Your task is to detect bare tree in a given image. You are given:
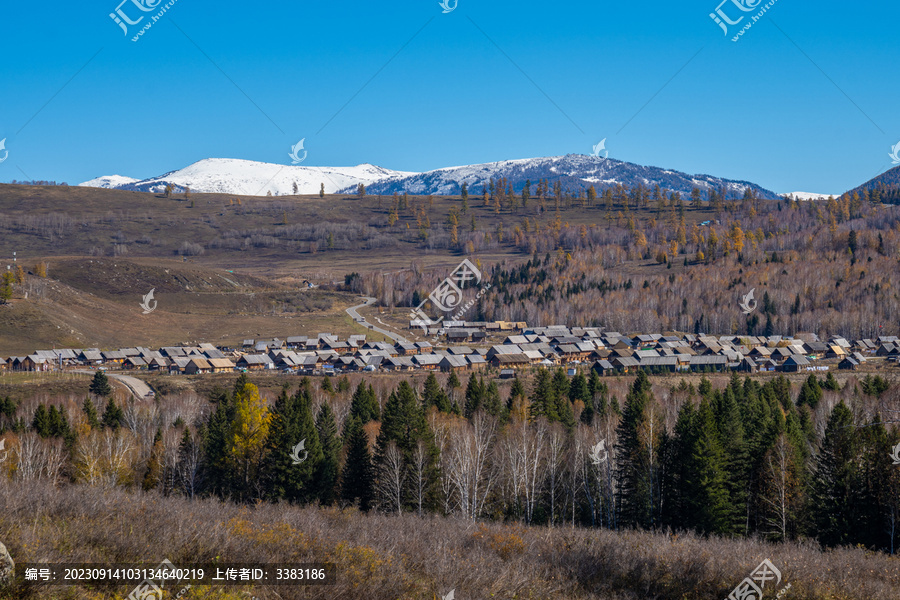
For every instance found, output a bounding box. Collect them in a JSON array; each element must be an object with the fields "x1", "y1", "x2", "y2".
[
  {"x1": 443, "y1": 412, "x2": 497, "y2": 519},
  {"x1": 759, "y1": 433, "x2": 803, "y2": 541},
  {"x1": 376, "y1": 441, "x2": 404, "y2": 515},
  {"x1": 545, "y1": 423, "x2": 567, "y2": 525}
]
